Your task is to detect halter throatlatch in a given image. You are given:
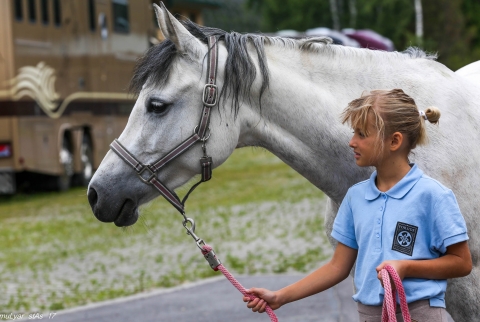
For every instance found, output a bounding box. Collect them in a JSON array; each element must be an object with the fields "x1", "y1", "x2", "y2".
[{"x1": 109, "y1": 35, "x2": 219, "y2": 215}]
